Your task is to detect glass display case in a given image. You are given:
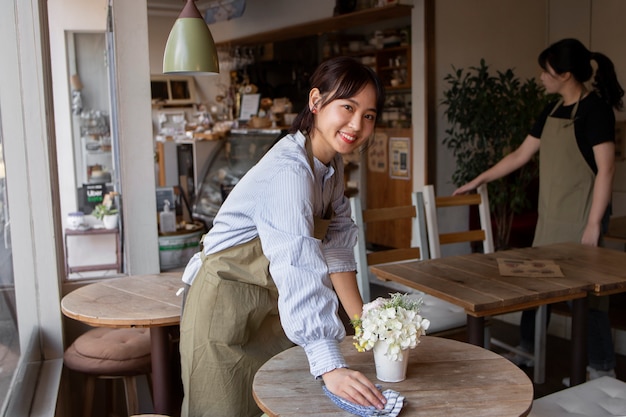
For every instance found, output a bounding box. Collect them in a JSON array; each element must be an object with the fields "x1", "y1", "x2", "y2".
[{"x1": 193, "y1": 129, "x2": 284, "y2": 226}]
